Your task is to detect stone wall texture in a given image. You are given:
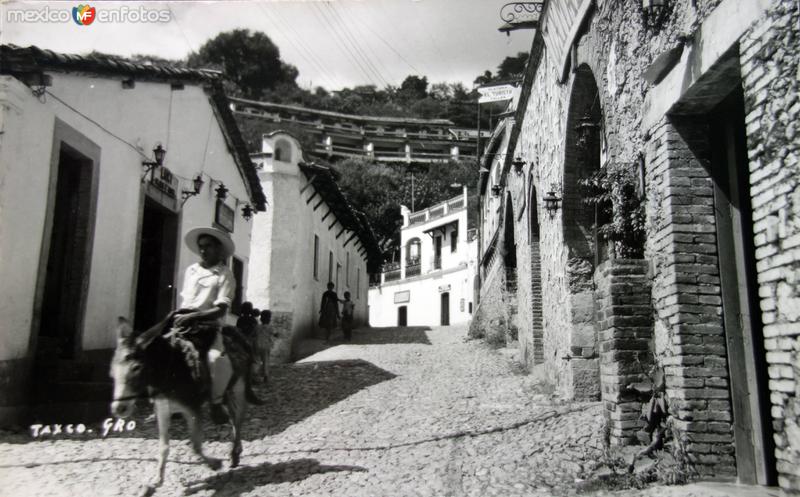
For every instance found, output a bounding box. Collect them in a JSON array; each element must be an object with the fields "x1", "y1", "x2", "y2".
[
  {"x1": 740, "y1": 2, "x2": 800, "y2": 490},
  {"x1": 479, "y1": 0, "x2": 799, "y2": 491}
]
